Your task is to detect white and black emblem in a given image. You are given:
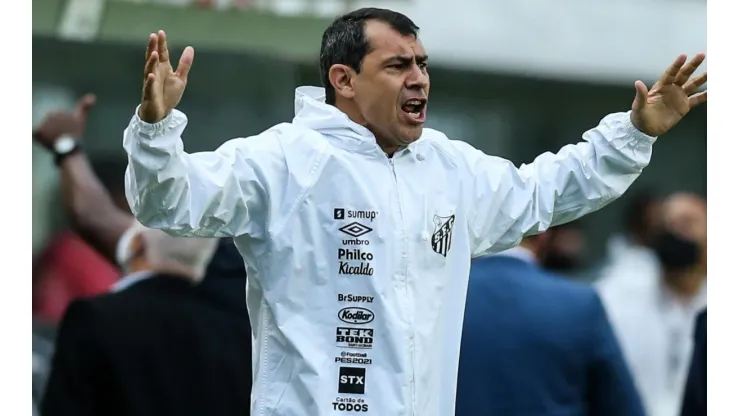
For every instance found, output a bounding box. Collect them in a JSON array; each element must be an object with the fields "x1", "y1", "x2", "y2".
[
  {"x1": 431, "y1": 214, "x2": 455, "y2": 257},
  {"x1": 339, "y1": 222, "x2": 373, "y2": 238}
]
